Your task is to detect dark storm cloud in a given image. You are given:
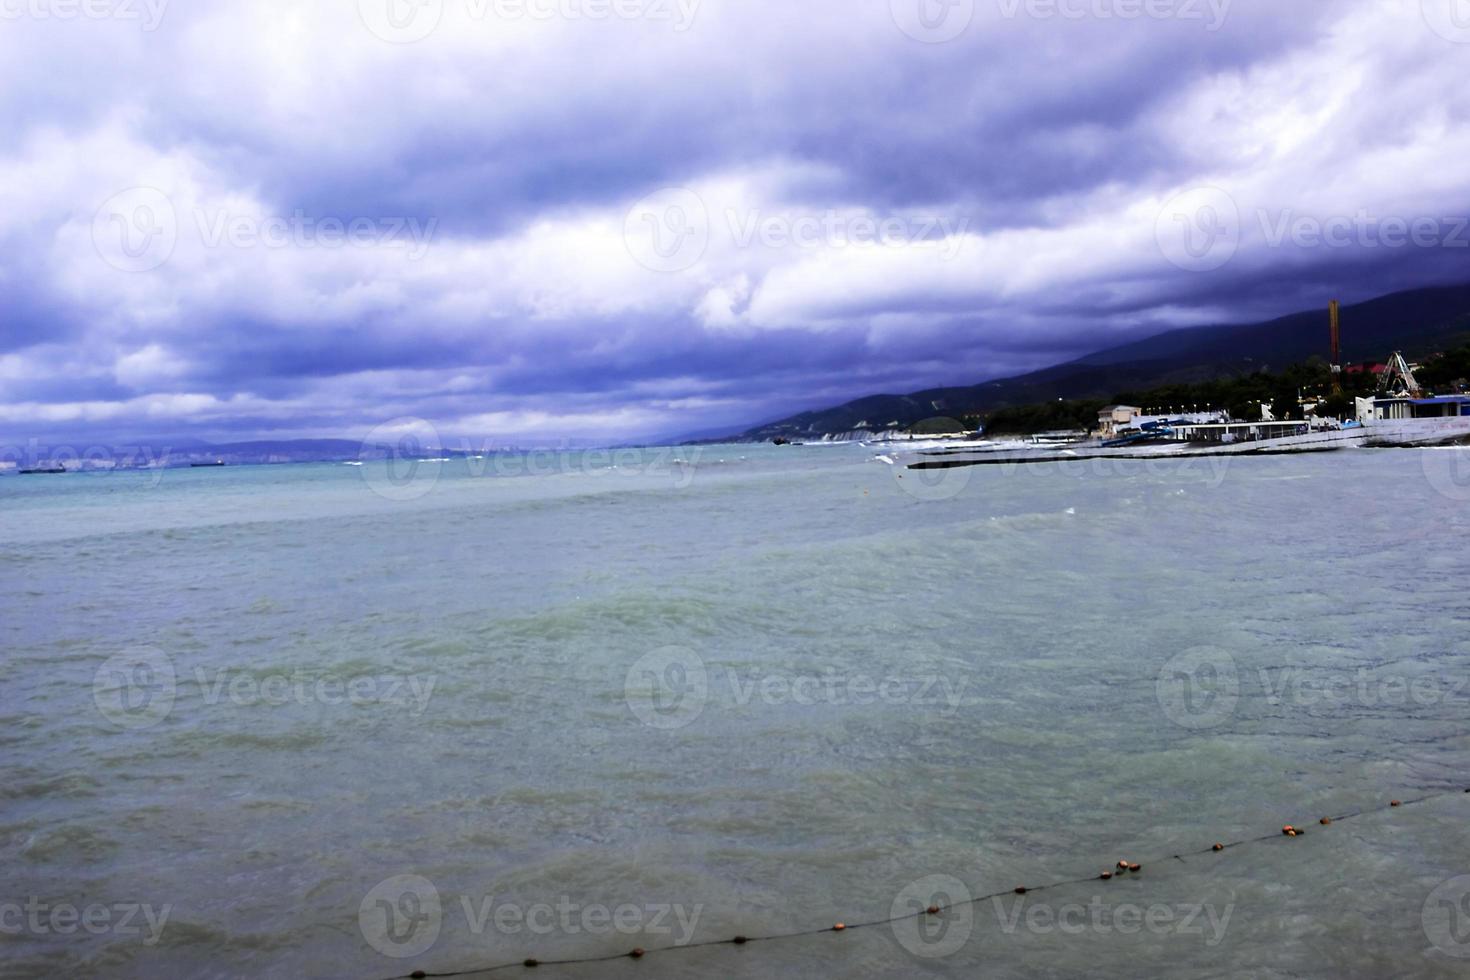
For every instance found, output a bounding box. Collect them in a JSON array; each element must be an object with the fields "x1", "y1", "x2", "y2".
[{"x1": 1, "y1": 0, "x2": 1468, "y2": 444}]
